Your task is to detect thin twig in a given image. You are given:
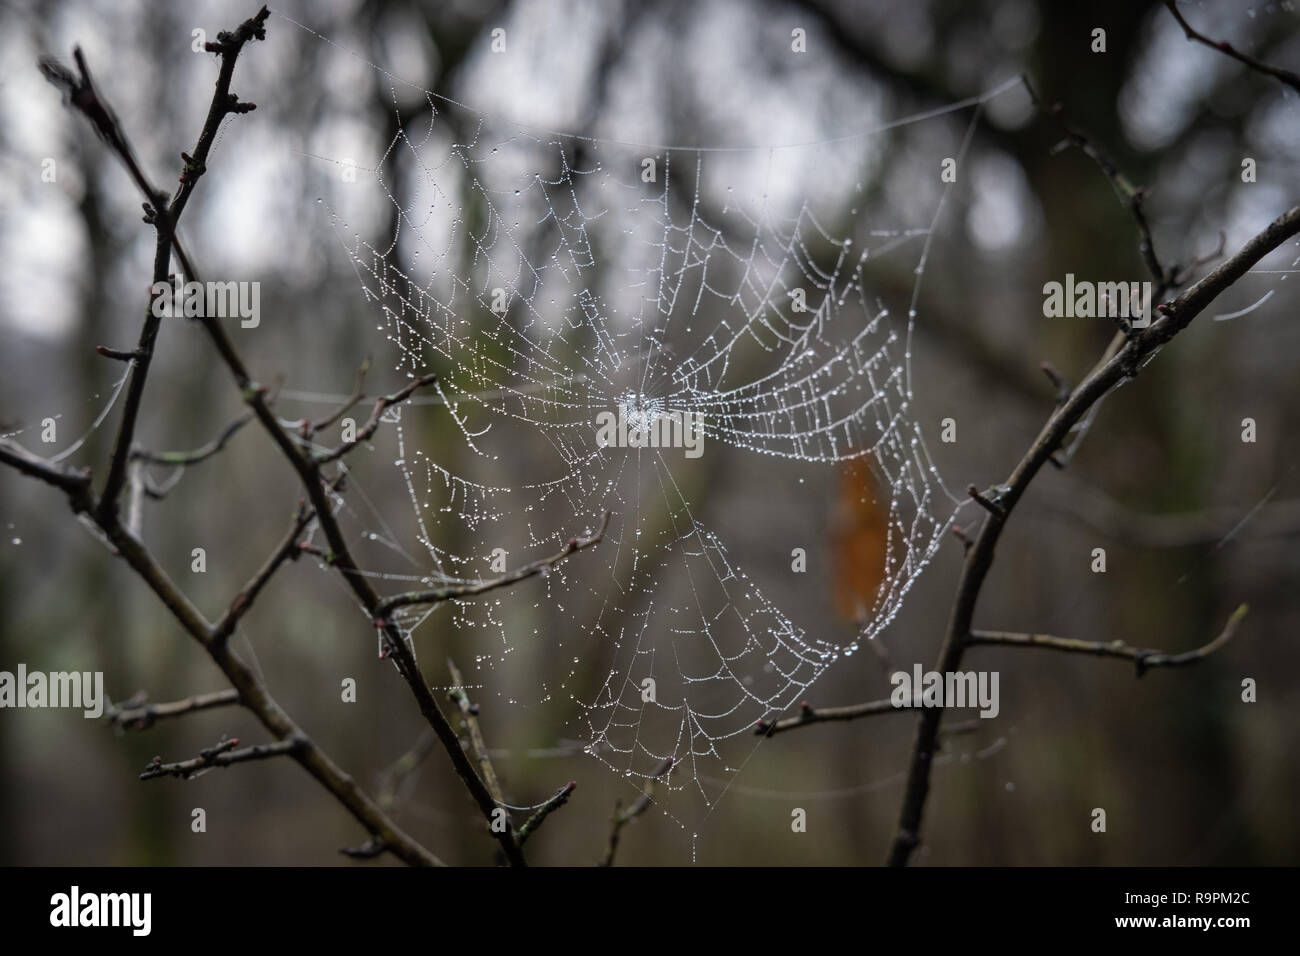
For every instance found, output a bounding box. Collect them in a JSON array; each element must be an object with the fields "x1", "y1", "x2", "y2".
[
  {"x1": 305, "y1": 357, "x2": 370, "y2": 436},
  {"x1": 0, "y1": 440, "x2": 94, "y2": 508},
  {"x1": 39, "y1": 41, "x2": 202, "y2": 519},
  {"x1": 1040, "y1": 361, "x2": 1070, "y2": 407},
  {"x1": 1022, "y1": 72, "x2": 1229, "y2": 470},
  {"x1": 967, "y1": 485, "x2": 1005, "y2": 518},
  {"x1": 1172, "y1": 231, "x2": 1227, "y2": 286},
  {"x1": 517, "y1": 782, "x2": 577, "y2": 847},
  {"x1": 756, "y1": 697, "x2": 995, "y2": 738},
  {"x1": 376, "y1": 511, "x2": 612, "y2": 617},
  {"x1": 96, "y1": 345, "x2": 141, "y2": 362},
  {"x1": 169, "y1": 8, "x2": 269, "y2": 223},
  {"x1": 140, "y1": 736, "x2": 300, "y2": 780},
  {"x1": 106, "y1": 689, "x2": 240, "y2": 732},
  {"x1": 200, "y1": 355, "x2": 527, "y2": 863},
  {"x1": 601, "y1": 757, "x2": 674, "y2": 867},
  {"x1": 376, "y1": 729, "x2": 438, "y2": 811},
  {"x1": 38, "y1": 48, "x2": 172, "y2": 227},
  {"x1": 311, "y1": 372, "x2": 438, "y2": 465},
  {"x1": 1163, "y1": 1, "x2": 1300, "y2": 94},
  {"x1": 756, "y1": 698, "x2": 894, "y2": 736},
  {"x1": 1022, "y1": 73, "x2": 1169, "y2": 291},
  {"x1": 950, "y1": 520, "x2": 976, "y2": 553},
  {"x1": 446, "y1": 658, "x2": 505, "y2": 807},
  {"x1": 969, "y1": 604, "x2": 1247, "y2": 678},
  {"x1": 210, "y1": 498, "x2": 318, "y2": 646},
  {"x1": 131, "y1": 412, "x2": 253, "y2": 466}
]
